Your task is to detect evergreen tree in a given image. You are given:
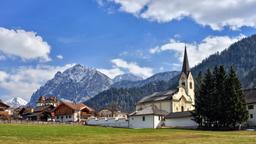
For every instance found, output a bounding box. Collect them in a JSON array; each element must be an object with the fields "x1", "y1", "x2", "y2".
[
  {"x1": 199, "y1": 69, "x2": 215, "y2": 127},
  {"x1": 193, "y1": 66, "x2": 248, "y2": 129},
  {"x1": 212, "y1": 65, "x2": 227, "y2": 127},
  {"x1": 225, "y1": 67, "x2": 248, "y2": 128},
  {"x1": 192, "y1": 72, "x2": 203, "y2": 126}
]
